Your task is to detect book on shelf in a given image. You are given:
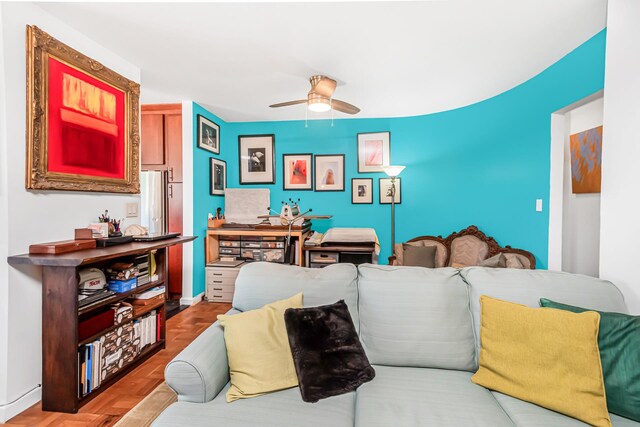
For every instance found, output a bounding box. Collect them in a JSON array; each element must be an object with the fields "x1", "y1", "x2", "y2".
[{"x1": 134, "y1": 286, "x2": 165, "y2": 300}]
